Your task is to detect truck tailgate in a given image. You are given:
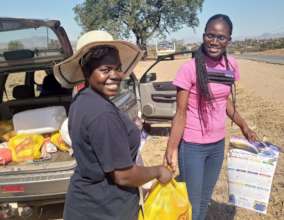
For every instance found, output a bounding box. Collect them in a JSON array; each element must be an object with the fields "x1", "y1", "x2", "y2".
[{"x1": 0, "y1": 159, "x2": 75, "y2": 202}]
